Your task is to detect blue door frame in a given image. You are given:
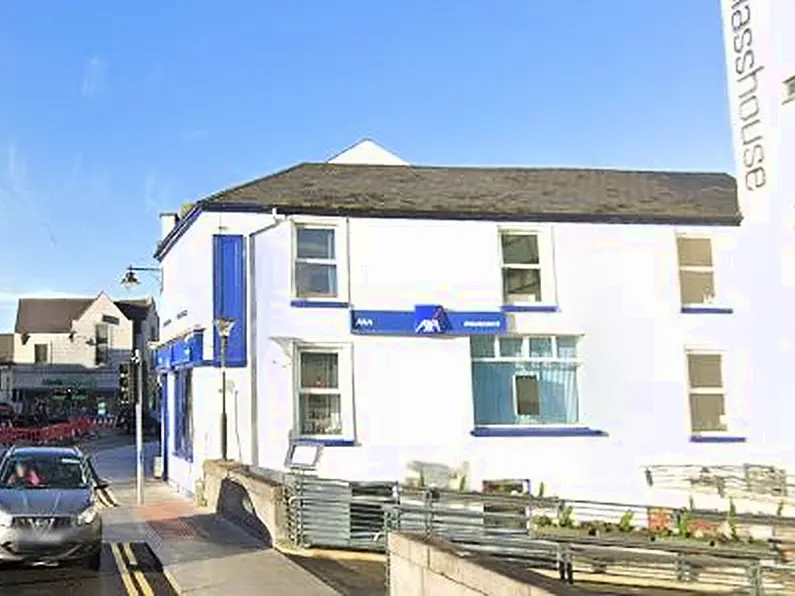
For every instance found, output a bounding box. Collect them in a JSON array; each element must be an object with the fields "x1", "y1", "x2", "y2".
[{"x1": 160, "y1": 374, "x2": 169, "y2": 480}]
